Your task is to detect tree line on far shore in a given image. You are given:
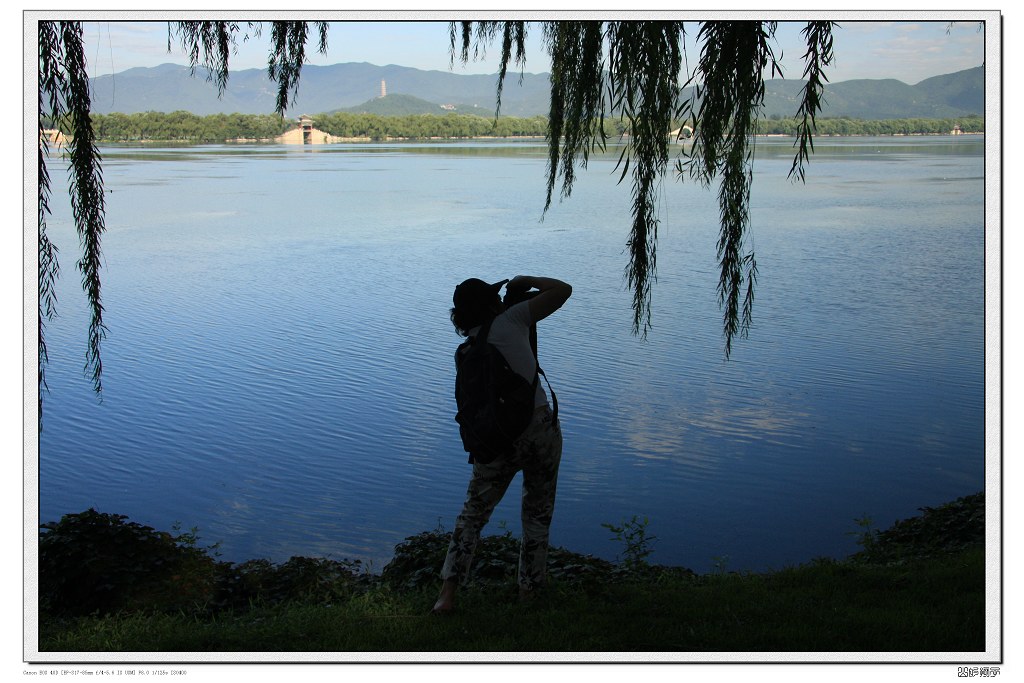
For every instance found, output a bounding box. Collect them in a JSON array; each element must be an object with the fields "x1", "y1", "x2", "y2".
[
  {"x1": 56, "y1": 110, "x2": 984, "y2": 144},
  {"x1": 757, "y1": 114, "x2": 983, "y2": 137},
  {"x1": 80, "y1": 110, "x2": 549, "y2": 142}
]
